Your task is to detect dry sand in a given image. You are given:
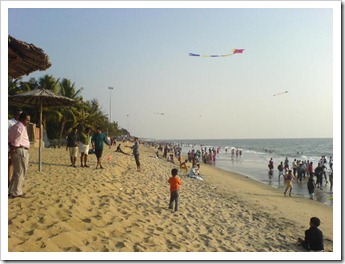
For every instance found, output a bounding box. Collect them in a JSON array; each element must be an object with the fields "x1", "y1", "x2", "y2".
[{"x1": 7, "y1": 142, "x2": 333, "y2": 255}]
